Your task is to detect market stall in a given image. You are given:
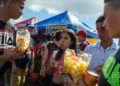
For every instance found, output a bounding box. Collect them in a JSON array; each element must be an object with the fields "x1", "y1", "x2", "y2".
[{"x1": 35, "y1": 11, "x2": 98, "y2": 38}]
